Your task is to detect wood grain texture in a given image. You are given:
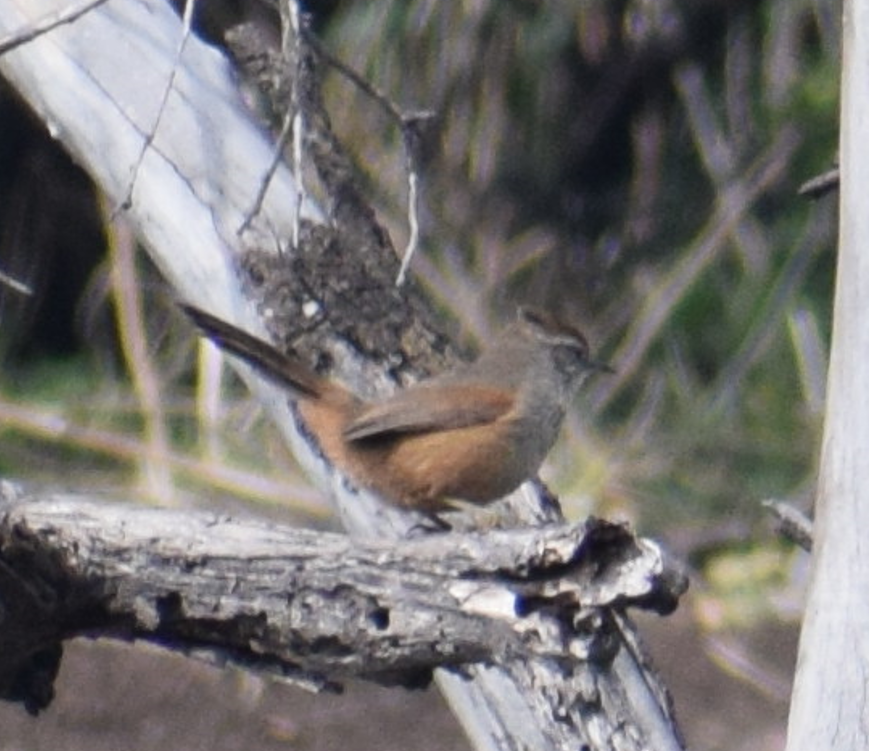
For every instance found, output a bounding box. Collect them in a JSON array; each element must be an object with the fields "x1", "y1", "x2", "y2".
[{"x1": 0, "y1": 485, "x2": 685, "y2": 715}]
